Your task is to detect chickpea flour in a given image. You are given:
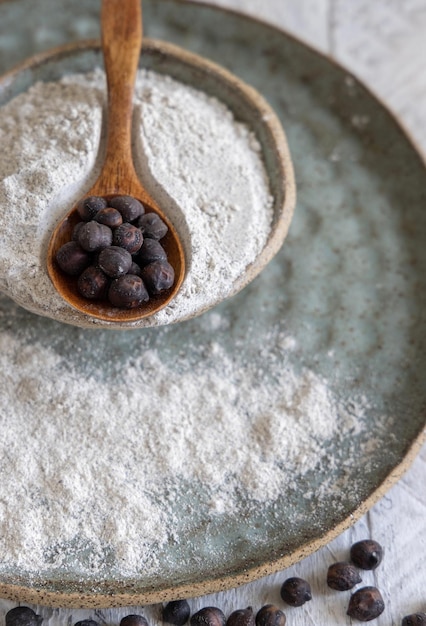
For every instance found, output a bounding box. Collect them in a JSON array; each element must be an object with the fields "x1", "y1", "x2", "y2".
[
  {"x1": 0, "y1": 69, "x2": 273, "y2": 327},
  {"x1": 0, "y1": 297, "x2": 375, "y2": 578}
]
